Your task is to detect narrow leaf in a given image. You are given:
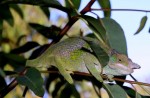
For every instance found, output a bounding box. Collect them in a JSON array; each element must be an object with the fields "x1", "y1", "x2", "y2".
[
  {"x1": 17, "y1": 68, "x2": 44, "y2": 97},
  {"x1": 4, "y1": 53, "x2": 26, "y2": 65},
  {"x1": 0, "y1": 5, "x2": 14, "y2": 26},
  {"x1": 65, "y1": 0, "x2": 81, "y2": 10},
  {"x1": 65, "y1": 0, "x2": 81, "y2": 16},
  {"x1": 82, "y1": 15, "x2": 107, "y2": 43},
  {"x1": 11, "y1": 42, "x2": 40, "y2": 54},
  {"x1": 103, "y1": 84, "x2": 127, "y2": 98},
  {"x1": 0, "y1": 75, "x2": 6, "y2": 91},
  {"x1": 97, "y1": 0, "x2": 111, "y2": 17},
  {"x1": 0, "y1": 19, "x2": 3, "y2": 41},
  {"x1": 60, "y1": 84, "x2": 80, "y2": 98},
  {"x1": 52, "y1": 81, "x2": 65, "y2": 97},
  {"x1": 10, "y1": 4, "x2": 23, "y2": 18},
  {"x1": 40, "y1": 6, "x2": 50, "y2": 19},
  {"x1": 134, "y1": 16, "x2": 147, "y2": 35},
  {"x1": 29, "y1": 23, "x2": 61, "y2": 39},
  {"x1": 123, "y1": 86, "x2": 150, "y2": 98},
  {"x1": 83, "y1": 37, "x2": 109, "y2": 67},
  {"x1": 1, "y1": 0, "x2": 69, "y2": 13}
]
